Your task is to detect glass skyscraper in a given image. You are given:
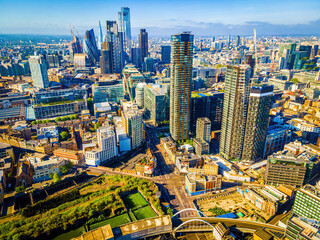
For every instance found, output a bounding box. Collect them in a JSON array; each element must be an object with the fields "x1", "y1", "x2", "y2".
[
  {"x1": 104, "y1": 21, "x2": 124, "y2": 73},
  {"x1": 29, "y1": 56, "x2": 49, "y2": 89},
  {"x1": 83, "y1": 29, "x2": 100, "y2": 66},
  {"x1": 118, "y1": 7, "x2": 131, "y2": 62},
  {"x1": 169, "y1": 32, "x2": 194, "y2": 141},
  {"x1": 139, "y1": 29, "x2": 148, "y2": 65}
]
